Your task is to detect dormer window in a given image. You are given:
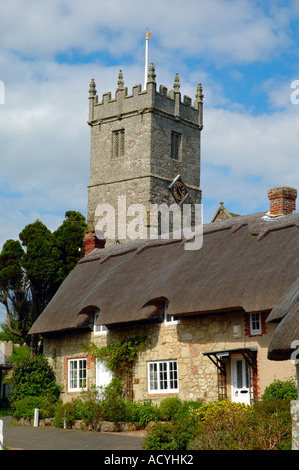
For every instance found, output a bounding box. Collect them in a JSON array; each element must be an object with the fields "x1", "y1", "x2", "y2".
[
  {"x1": 94, "y1": 312, "x2": 108, "y2": 335},
  {"x1": 164, "y1": 303, "x2": 179, "y2": 325},
  {"x1": 250, "y1": 313, "x2": 261, "y2": 336}
]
